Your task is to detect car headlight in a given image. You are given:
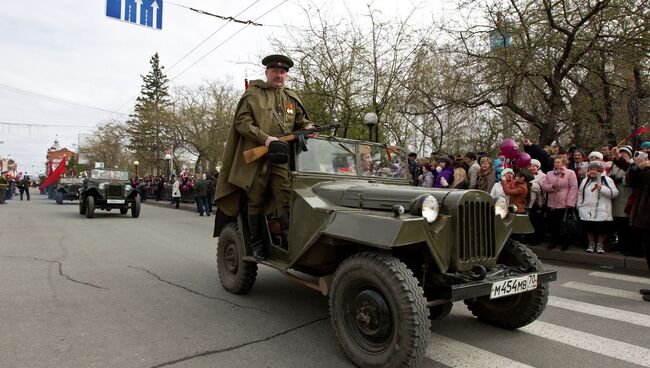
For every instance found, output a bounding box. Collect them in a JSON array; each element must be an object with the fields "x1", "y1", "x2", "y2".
[
  {"x1": 125, "y1": 185, "x2": 132, "y2": 191},
  {"x1": 98, "y1": 183, "x2": 107, "y2": 190},
  {"x1": 494, "y1": 197, "x2": 508, "y2": 219},
  {"x1": 411, "y1": 194, "x2": 439, "y2": 223}
]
